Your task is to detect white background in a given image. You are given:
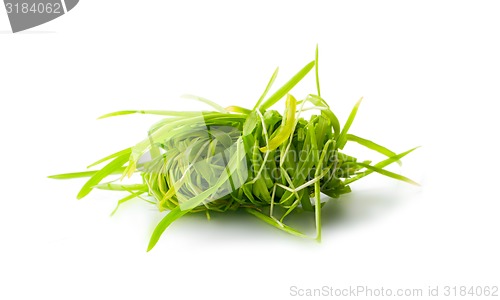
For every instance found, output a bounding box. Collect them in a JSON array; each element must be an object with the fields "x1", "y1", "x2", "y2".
[{"x1": 1, "y1": 1, "x2": 499, "y2": 299}]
